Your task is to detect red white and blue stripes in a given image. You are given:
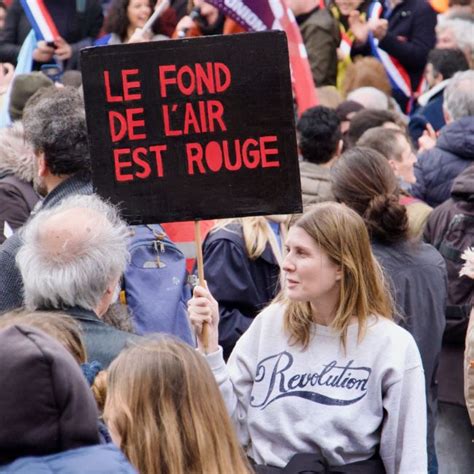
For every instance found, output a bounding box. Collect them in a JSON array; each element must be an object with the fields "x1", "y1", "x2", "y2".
[{"x1": 20, "y1": 0, "x2": 59, "y2": 42}]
